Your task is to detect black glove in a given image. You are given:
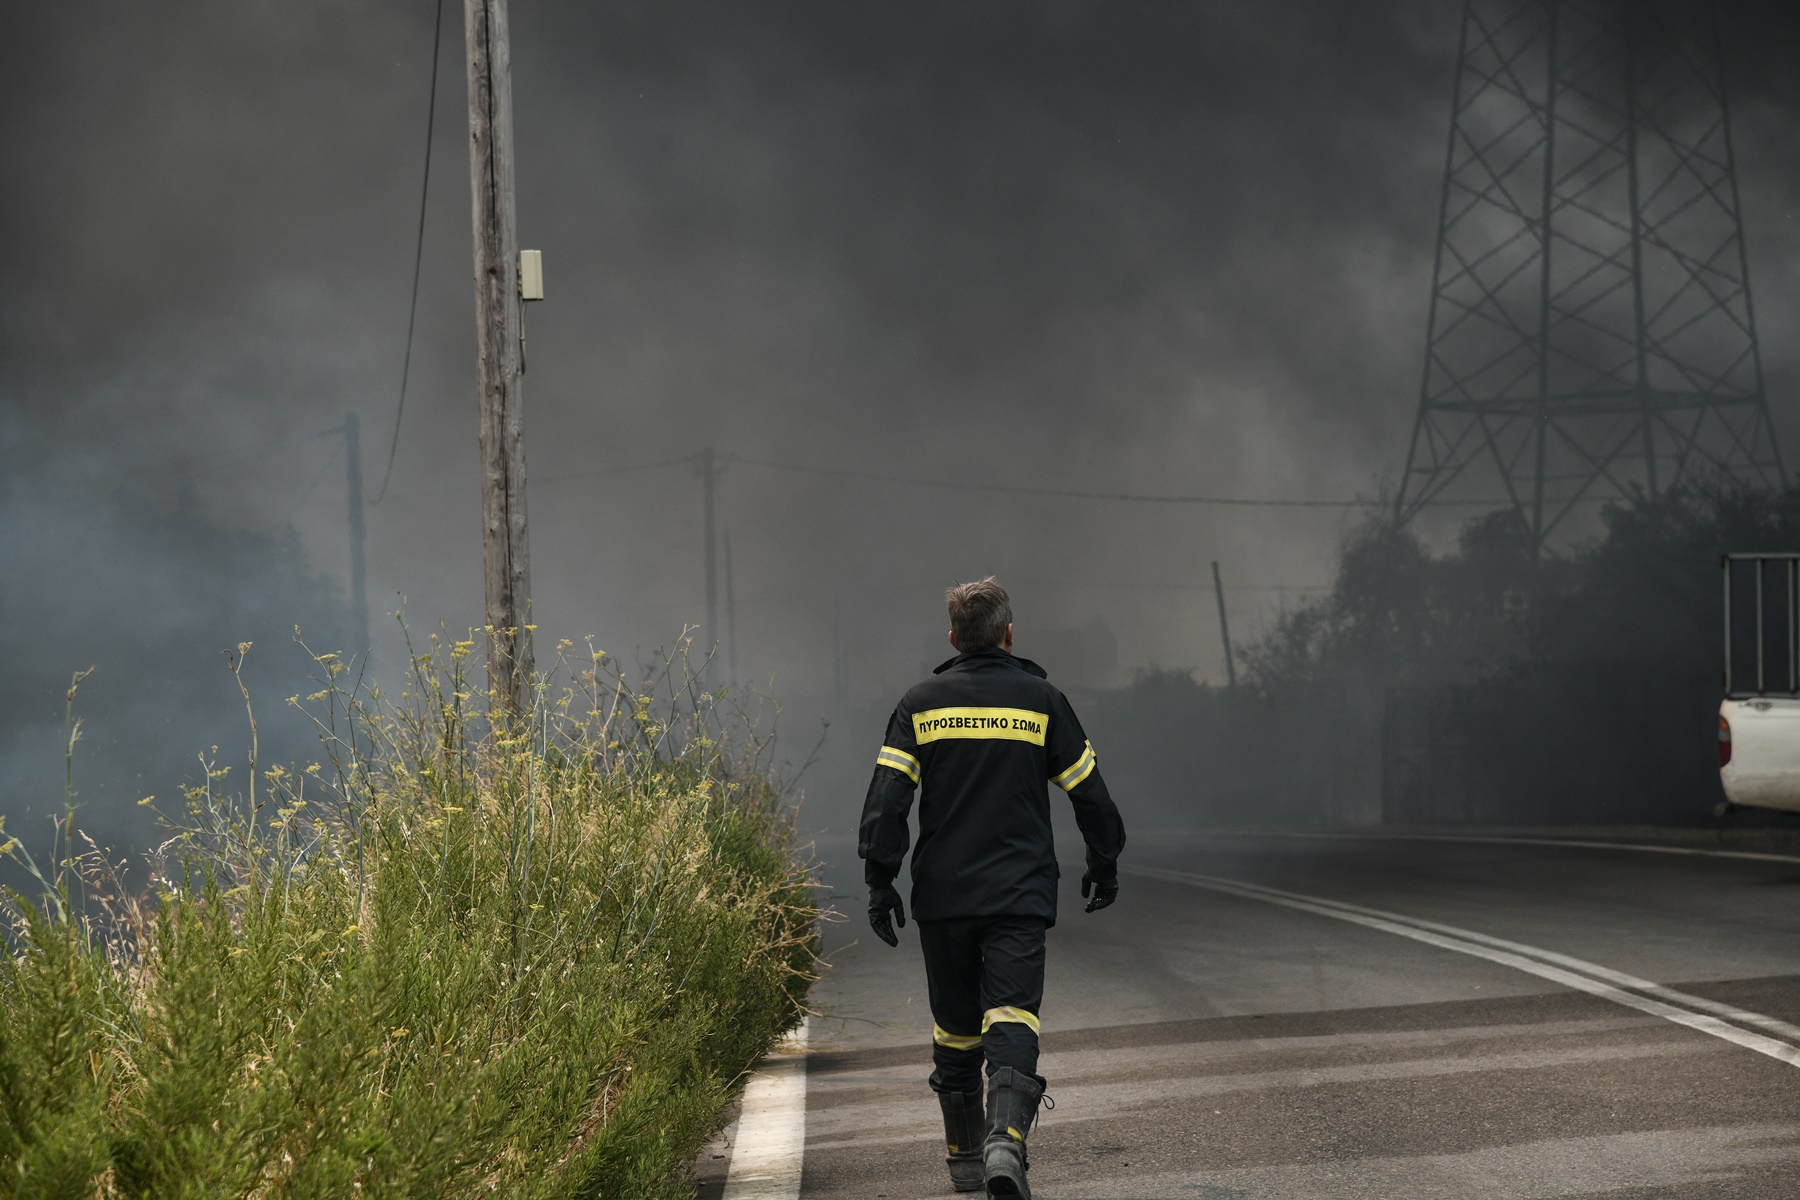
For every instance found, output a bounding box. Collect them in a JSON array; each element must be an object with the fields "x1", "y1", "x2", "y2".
[
  {"x1": 868, "y1": 882, "x2": 906, "y2": 947},
  {"x1": 1081, "y1": 866, "x2": 1118, "y2": 914}
]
